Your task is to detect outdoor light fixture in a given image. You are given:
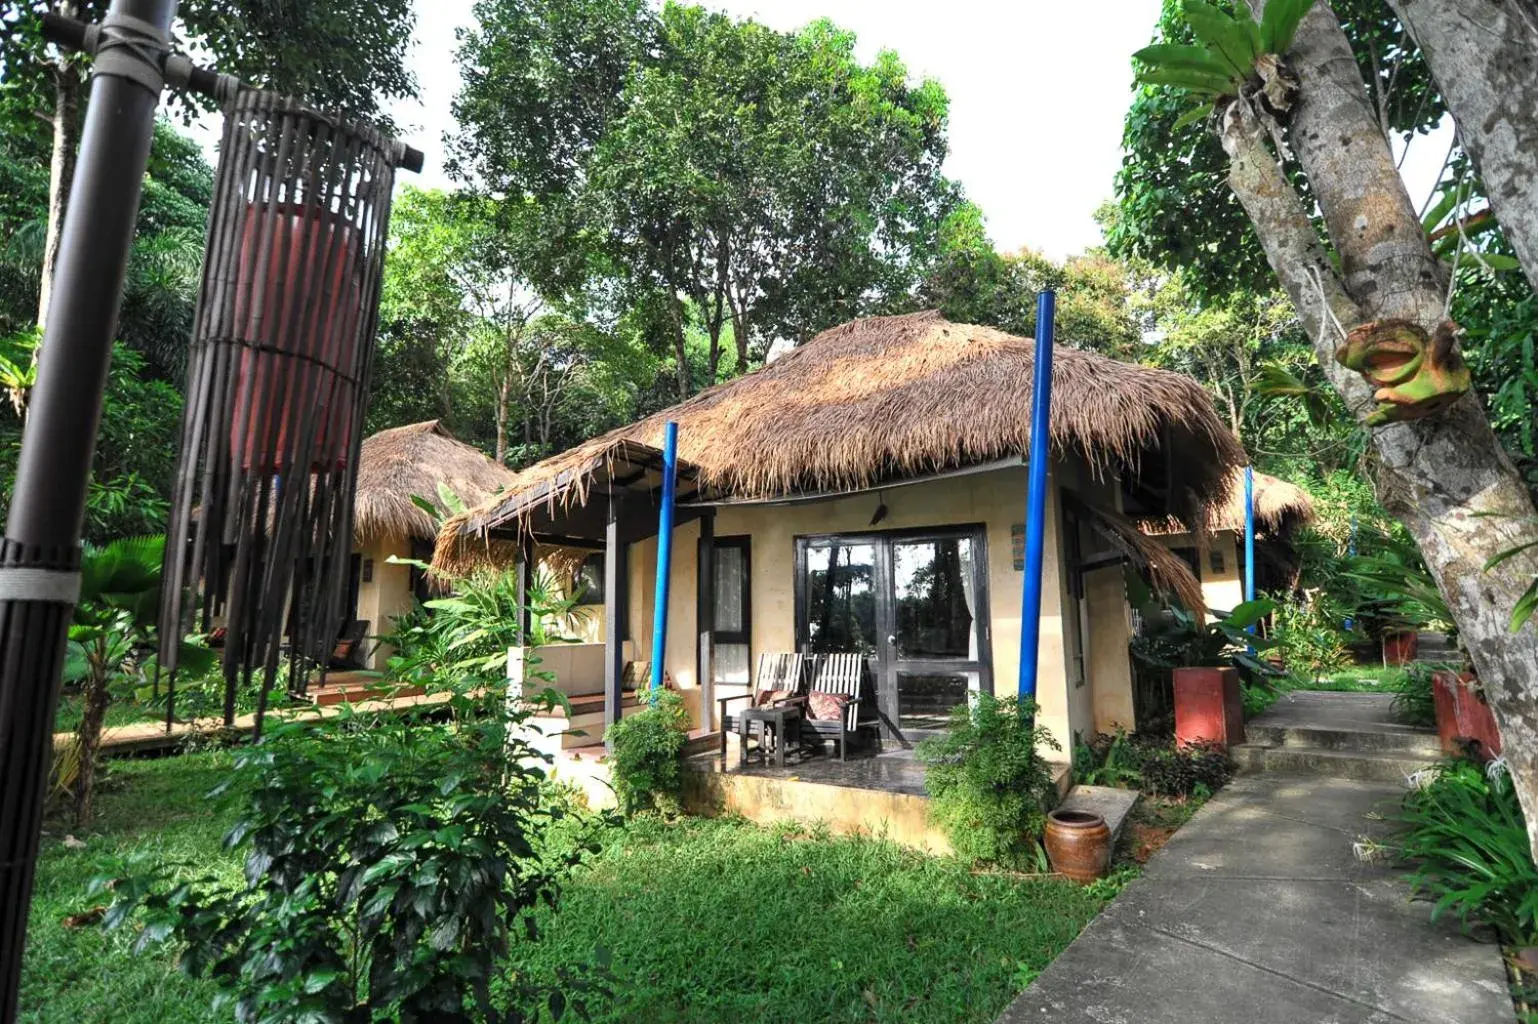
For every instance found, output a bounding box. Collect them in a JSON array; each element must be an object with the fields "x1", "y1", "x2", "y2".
[{"x1": 160, "y1": 89, "x2": 418, "y2": 721}]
